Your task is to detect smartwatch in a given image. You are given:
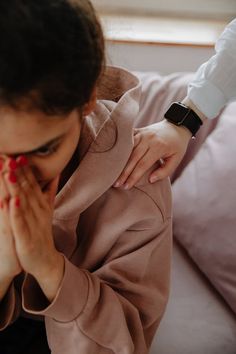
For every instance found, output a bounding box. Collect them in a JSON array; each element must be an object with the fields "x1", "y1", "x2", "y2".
[{"x1": 164, "y1": 102, "x2": 203, "y2": 137}]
